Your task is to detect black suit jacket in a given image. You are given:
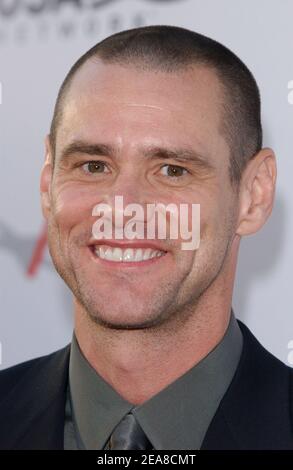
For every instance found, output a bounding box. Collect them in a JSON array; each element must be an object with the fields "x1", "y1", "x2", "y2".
[{"x1": 0, "y1": 321, "x2": 292, "y2": 450}]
